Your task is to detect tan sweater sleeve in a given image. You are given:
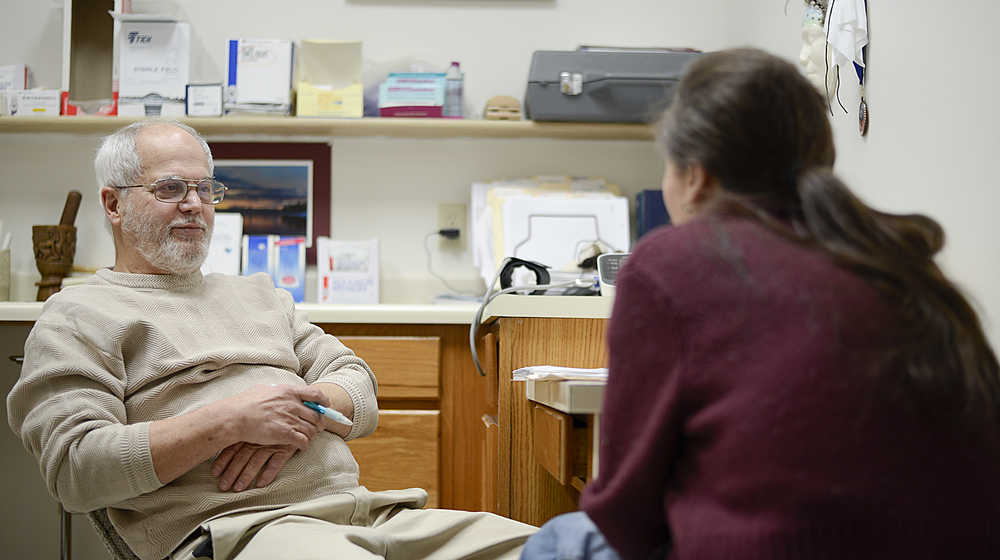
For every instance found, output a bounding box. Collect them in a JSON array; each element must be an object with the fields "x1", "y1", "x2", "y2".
[
  {"x1": 6, "y1": 307, "x2": 163, "y2": 513},
  {"x1": 278, "y1": 289, "x2": 379, "y2": 440}
]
